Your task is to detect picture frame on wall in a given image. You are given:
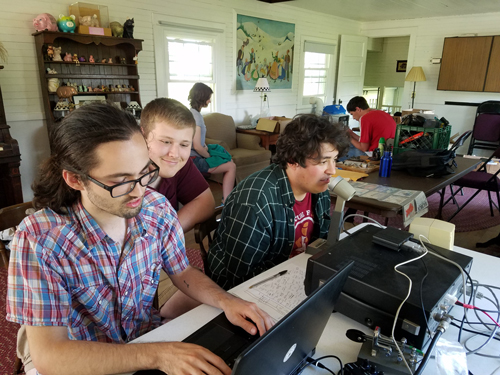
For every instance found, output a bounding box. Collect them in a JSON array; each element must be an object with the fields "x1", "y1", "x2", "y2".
[
  {"x1": 396, "y1": 60, "x2": 407, "y2": 72},
  {"x1": 236, "y1": 14, "x2": 295, "y2": 90}
]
